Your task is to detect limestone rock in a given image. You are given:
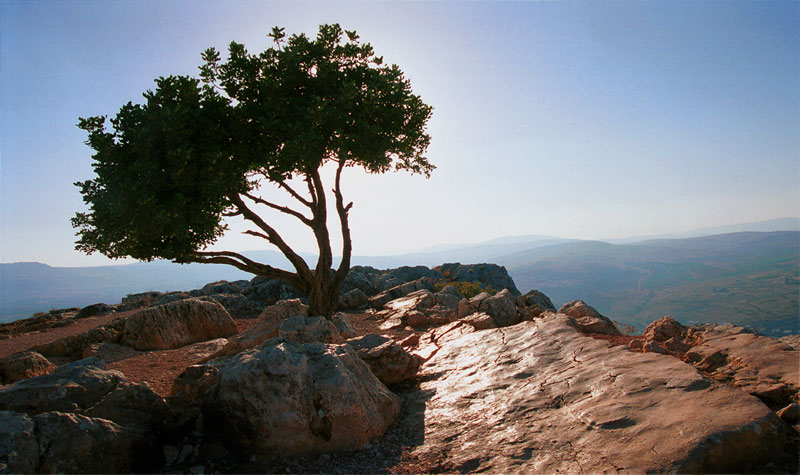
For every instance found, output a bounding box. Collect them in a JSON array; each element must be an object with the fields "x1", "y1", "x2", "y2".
[
  {"x1": 182, "y1": 338, "x2": 229, "y2": 362},
  {"x1": 433, "y1": 285, "x2": 463, "y2": 309},
  {"x1": 202, "y1": 280, "x2": 248, "y2": 295},
  {"x1": 346, "y1": 334, "x2": 422, "y2": 385},
  {"x1": 340, "y1": 268, "x2": 379, "y2": 296},
  {"x1": 777, "y1": 403, "x2": 800, "y2": 424},
  {"x1": 81, "y1": 342, "x2": 140, "y2": 363},
  {"x1": 434, "y1": 262, "x2": 521, "y2": 295},
  {"x1": 407, "y1": 314, "x2": 784, "y2": 473},
  {"x1": 477, "y1": 289, "x2": 520, "y2": 327},
  {"x1": 779, "y1": 334, "x2": 800, "y2": 351},
  {"x1": 279, "y1": 315, "x2": 345, "y2": 344},
  {"x1": 519, "y1": 289, "x2": 556, "y2": 312},
  {"x1": 208, "y1": 293, "x2": 264, "y2": 318},
  {"x1": 83, "y1": 381, "x2": 168, "y2": 430},
  {"x1": 33, "y1": 411, "x2": 140, "y2": 473},
  {"x1": 157, "y1": 292, "x2": 192, "y2": 306},
  {"x1": 0, "y1": 356, "x2": 167, "y2": 436},
  {"x1": 644, "y1": 316, "x2": 686, "y2": 342},
  {"x1": 202, "y1": 340, "x2": 400, "y2": 456},
  {"x1": 461, "y1": 312, "x2": 497, "y2": 330},
  {"x1": 121, "y1": 298, "x2": 237, "y2": 351},
  {"x1": 686, "y1": 324, "x2": 800, "y2": 409},
  {"x1": 172, "y1": 364, "x2": 220, "y2": 401},
  {"x1": 32, "y1": 319, "x2": 127, "y2": 359},
  {"x1": 0, "y1": 351, "x2": 55, "y2": 384},
  {"x1": 76, "y1": 302, "x2": 115, "y2": 319},
  {"x1": 368, "y1": 277, "x2": 435, "y2": 308},
  {"x1": 331, "y1": 314, "x2": 358, "y2": 340},
  {"x1": 218, "y1": 299, "x2": 309, "y2": 358},
  {"x1": 559, "y1": 300, "x2": 621, "y2": 335},
  {"x1": 117, "y1": 291, "x2": 164, "y2": 311},
  {"x1": 338, "y1": 288, "x2": 369, "y2": 310},
  {"x1": 242, "y1": 277, "x2": 303, "y2": 306},
  {"x1": 0, "y1": 357, "x2": 124, "y2": 414},
  {"x1": 0, "y1": 410, "x2": 38, "y2": 473}
]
